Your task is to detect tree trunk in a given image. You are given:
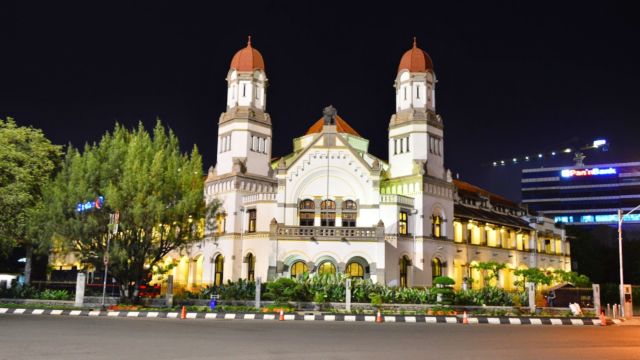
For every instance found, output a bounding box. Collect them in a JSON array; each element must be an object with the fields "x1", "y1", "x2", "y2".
[{"x1": 24, "y1": 245, "x2": 32, "y2": 285}]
